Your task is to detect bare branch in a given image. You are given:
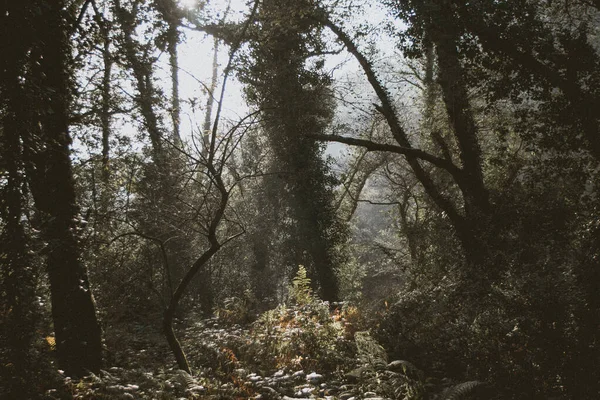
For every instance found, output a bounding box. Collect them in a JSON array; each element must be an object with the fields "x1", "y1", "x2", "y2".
[{"x1": 308, "y1": 133, "x2": 463, "y2": 176}]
